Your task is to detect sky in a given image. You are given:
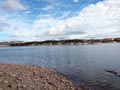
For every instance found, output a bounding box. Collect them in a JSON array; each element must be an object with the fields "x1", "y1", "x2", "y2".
[{"x1": 0, "y1": 0, "x2": 120, "y2": 41}]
